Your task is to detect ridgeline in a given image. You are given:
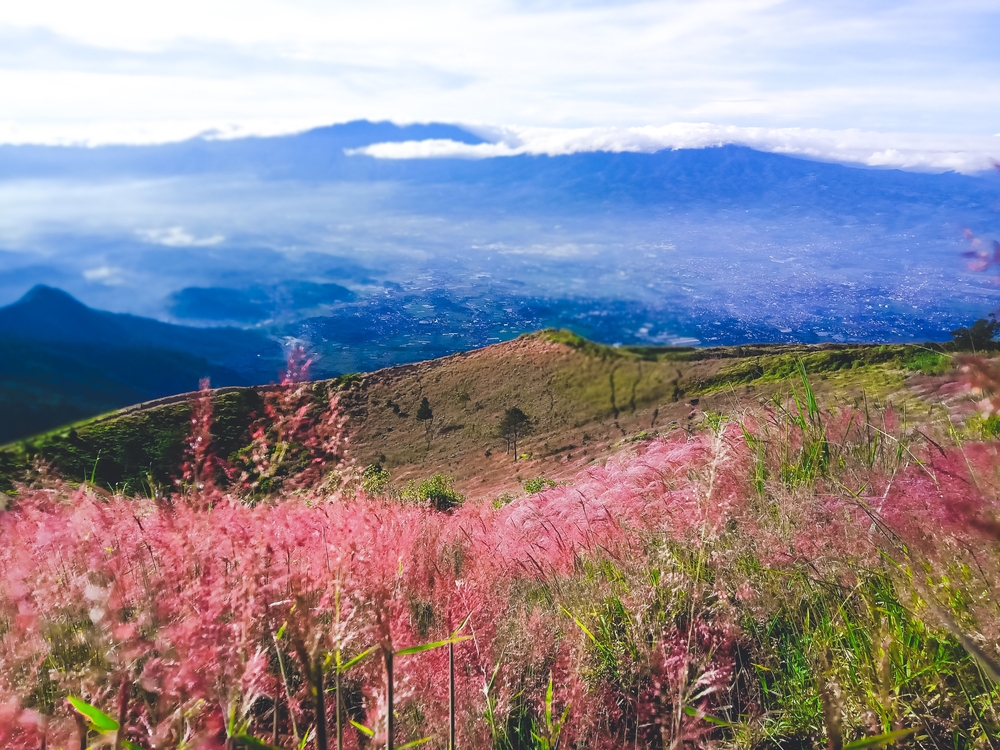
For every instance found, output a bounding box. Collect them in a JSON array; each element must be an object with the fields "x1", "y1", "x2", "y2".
[{"x1": 0, "y1": 330, "x2": 957, "y2": 496}]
